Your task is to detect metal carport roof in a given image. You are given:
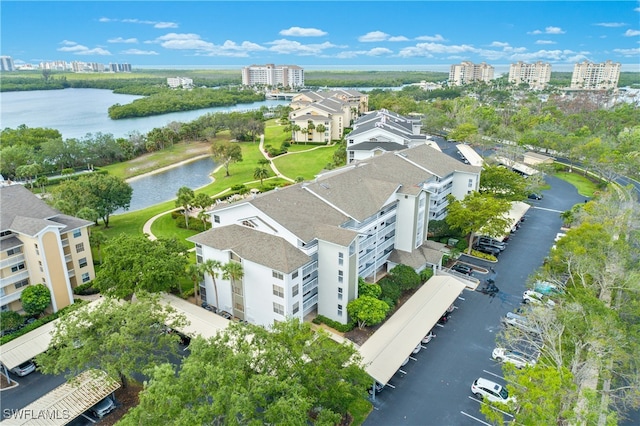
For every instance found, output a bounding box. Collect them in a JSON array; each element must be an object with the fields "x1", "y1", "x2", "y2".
[
  {"x1": 359, "y1": 275, "x2": 466, "y2": 385},
  {"x1": 159, "y1": 293, "x2": 230, "y2": 339},
  {"x1": 2, "y1": 369, "x2": 120, "y2": 426}
]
